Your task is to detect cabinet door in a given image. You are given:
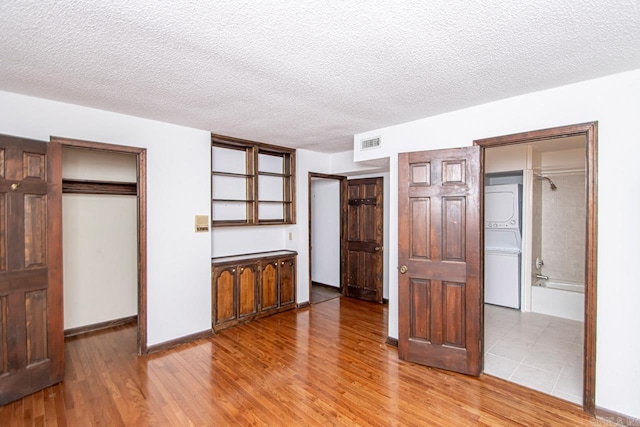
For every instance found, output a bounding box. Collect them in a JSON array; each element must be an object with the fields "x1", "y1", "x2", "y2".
[
  {"x1": 279, "y1": 258, "x2": 295, "y2": 307},
  {"x1": 261, "y1": 261, "x2": 278, "y2": 311},
  {"x1": 238, "y1": 263, "x2": 258, "y2": 318},
  {"x1": 213, "y1": 267, "x2": 236, "y2": 326}
]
